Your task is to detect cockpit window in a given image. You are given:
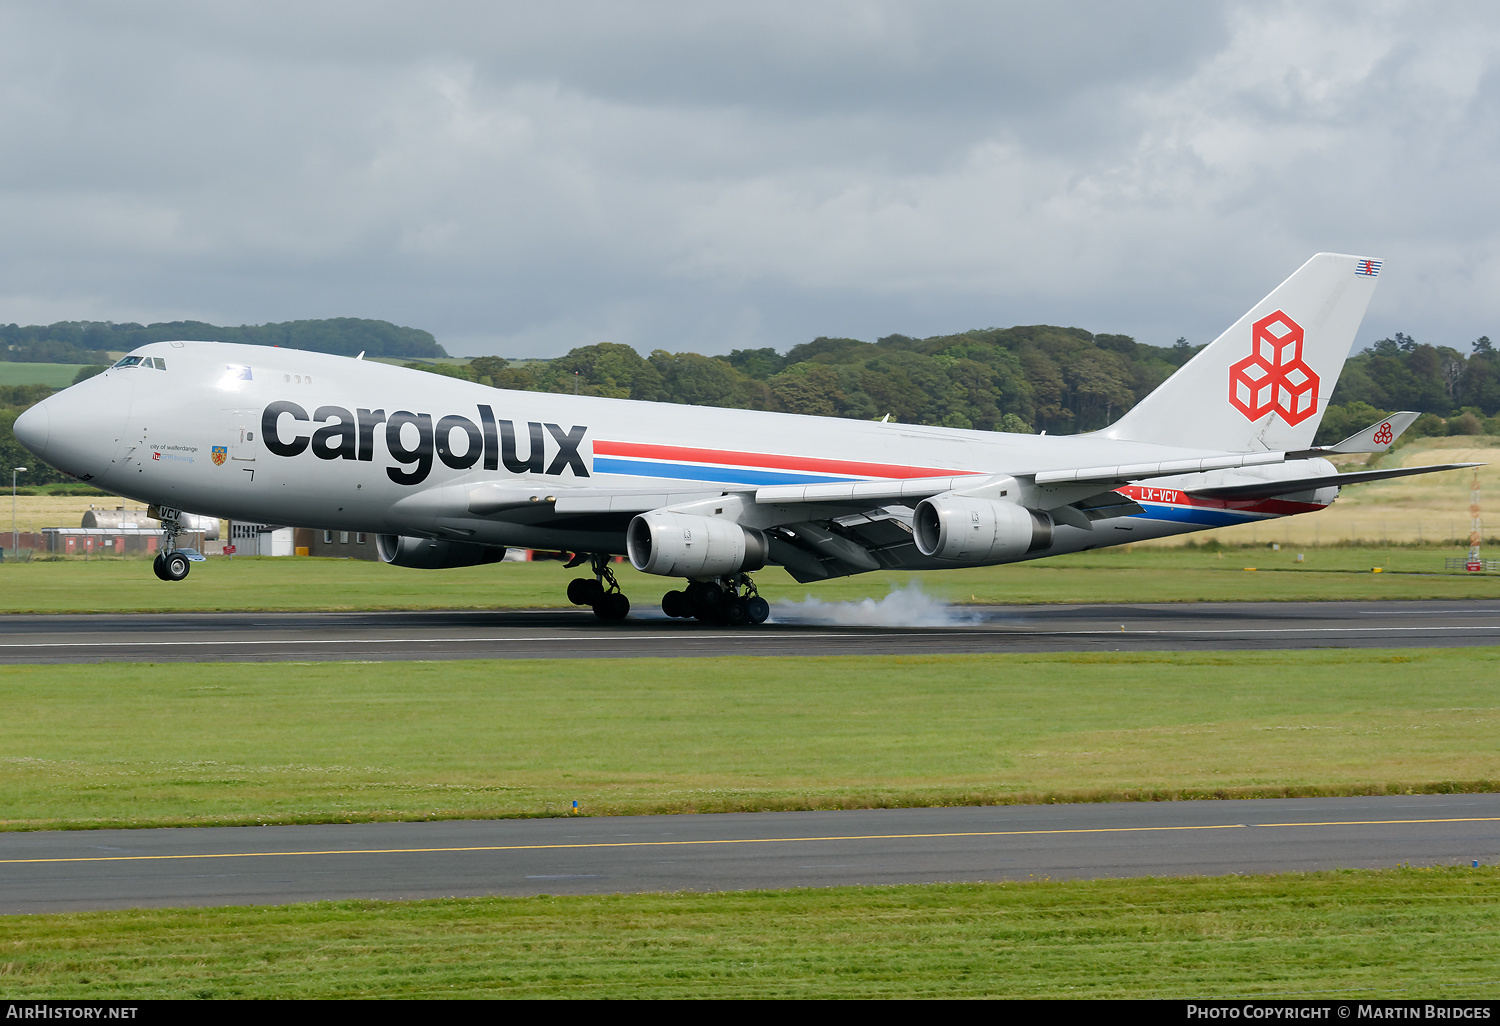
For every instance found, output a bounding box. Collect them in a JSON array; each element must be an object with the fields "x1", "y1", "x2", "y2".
[{"x1": 110, "y1": 356, "x2": 167, "y2": 370}]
